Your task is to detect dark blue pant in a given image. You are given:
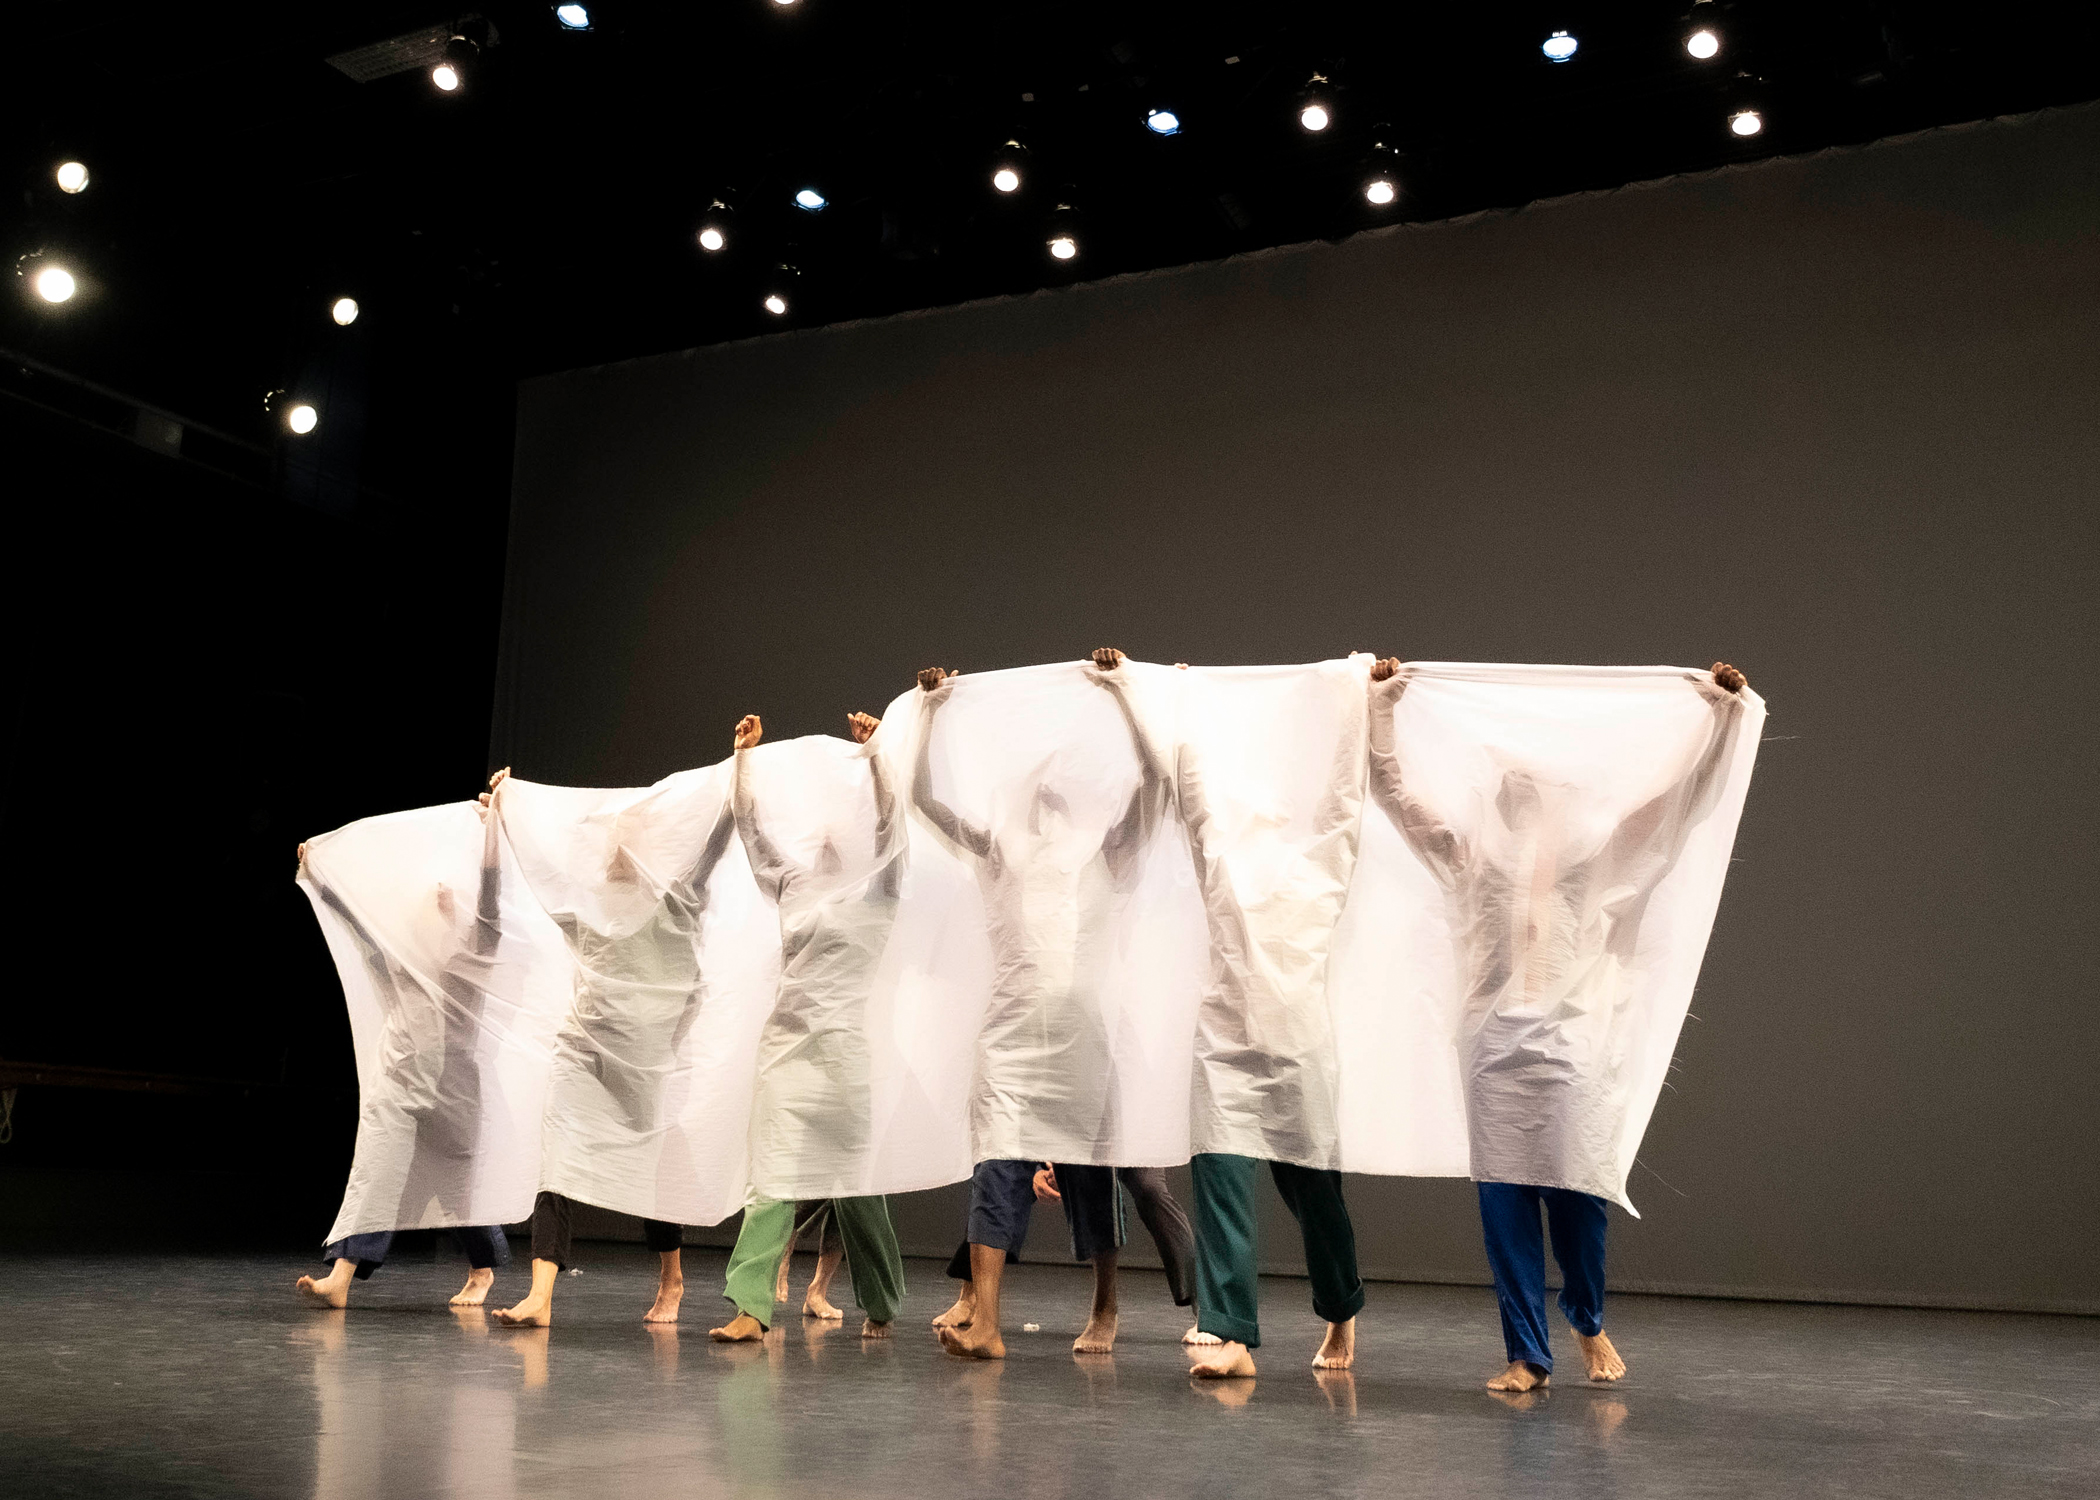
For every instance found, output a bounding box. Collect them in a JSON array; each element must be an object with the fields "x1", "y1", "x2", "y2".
[
  {"x1": 1477, "y1": 1181, "x2": 1608, "y2": 1374},
  {"x1": 321, "y1": 1225, "x2": 510, "y2": 1281},
  {"x1": 946, "y1": 1159, "x2": 1125, "y2": 1278}
]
